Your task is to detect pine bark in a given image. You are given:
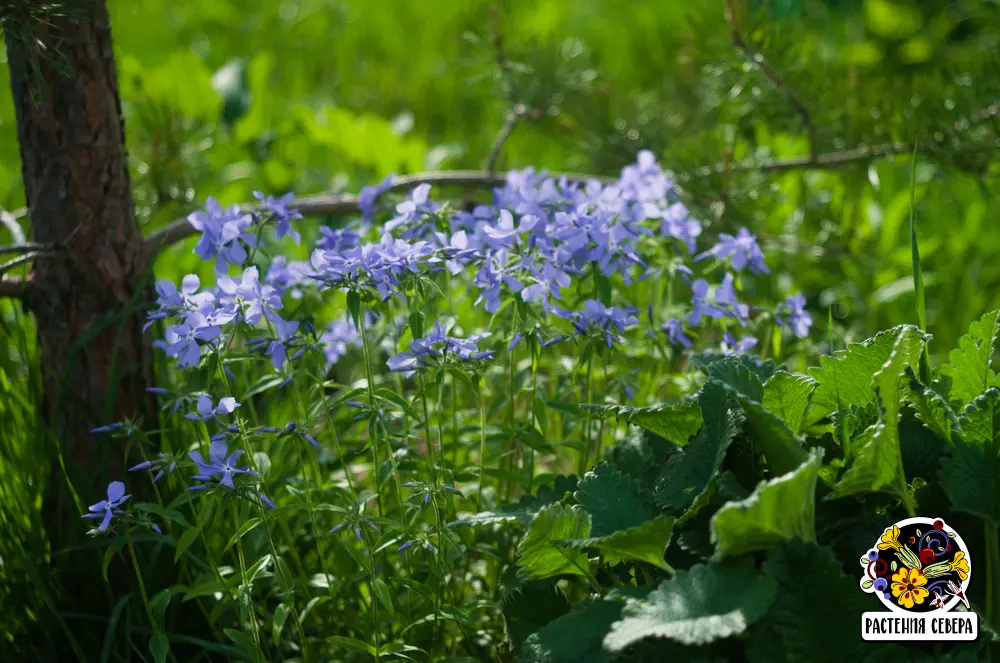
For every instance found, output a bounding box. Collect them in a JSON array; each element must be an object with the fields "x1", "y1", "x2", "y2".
[{"x1": 5, "y1": 1, "x2": 156, "y2": 529}]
